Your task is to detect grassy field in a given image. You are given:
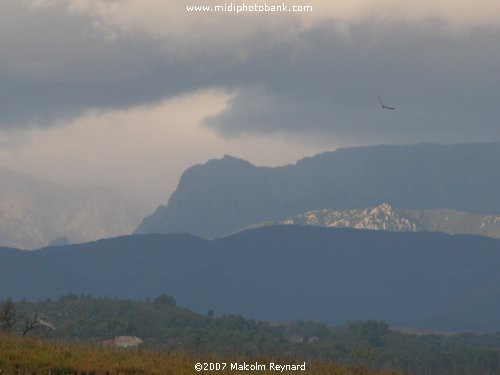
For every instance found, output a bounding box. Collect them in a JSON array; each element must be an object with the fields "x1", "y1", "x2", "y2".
[{"x1": 0, "y1": 335, "x2": 402, "y2": 375}]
